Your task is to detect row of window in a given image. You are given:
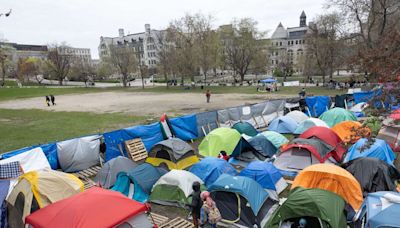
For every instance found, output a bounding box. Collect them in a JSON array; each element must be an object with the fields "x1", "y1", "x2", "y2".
[
  {"x1": 149, "y1": 59, "x2": 157, "y2": 65},
  {"x1": 272, "y1": 49, "x2": 303, "y2": 56},
  {"x1": 274, "y1": 39, "x2": 306, "y2": 46},
  {"x1": 148, "y1": 52, "x2": 156, "y2": 57},
  {"x1": 147, "y1": 45, "x2": 156, "y2": 50}
]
